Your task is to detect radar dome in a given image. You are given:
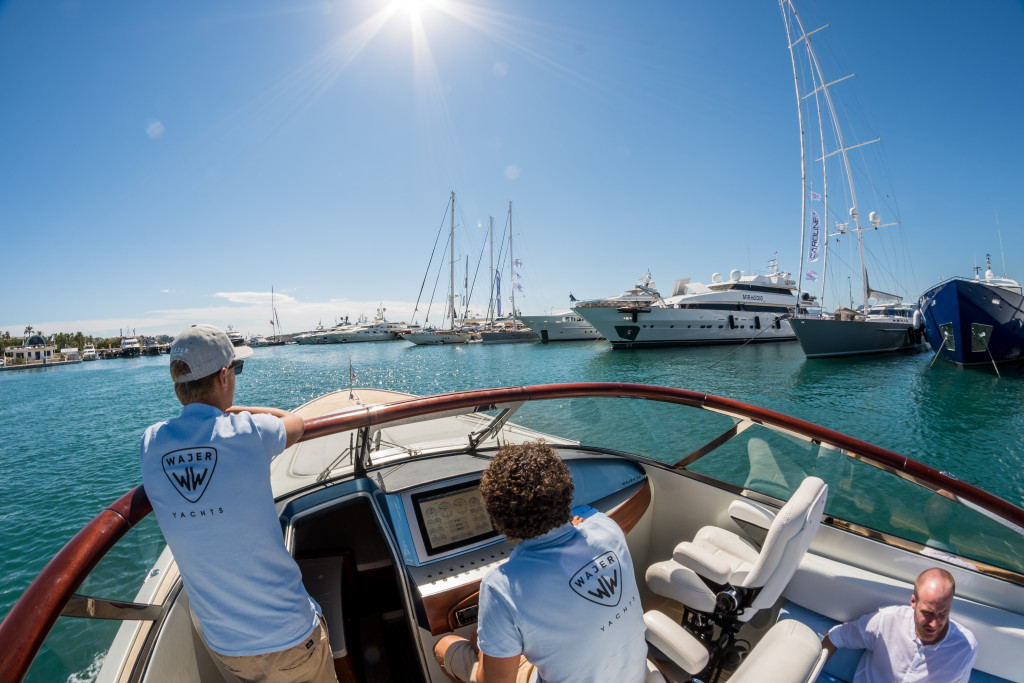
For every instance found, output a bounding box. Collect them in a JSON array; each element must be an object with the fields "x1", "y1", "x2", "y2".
[
  {"x1": 729, "y1": 269, "x2": 741, "y2": 282},
  {"x1": 712, "y1": 272, "x2": 723, "y2": 283}
]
